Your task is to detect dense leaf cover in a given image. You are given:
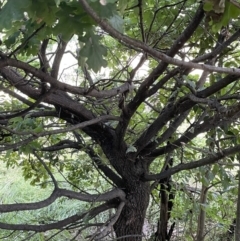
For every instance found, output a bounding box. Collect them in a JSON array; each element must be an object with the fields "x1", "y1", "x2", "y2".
[{"x1": 0, "y1": 0, "x2": 240, "y2": 240}]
